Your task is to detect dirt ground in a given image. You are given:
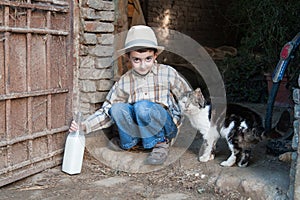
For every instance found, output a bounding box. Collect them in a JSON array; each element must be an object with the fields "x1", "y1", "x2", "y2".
[
  {"x1": 1, "y1": 148, "x2": 248, "y2": 200},
  {"x1": 0, "y1": 104, "x2": 291, "y2": 200},
  {"x1": 0, "y1": 133, "x2": 290, "y2": 200}
]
